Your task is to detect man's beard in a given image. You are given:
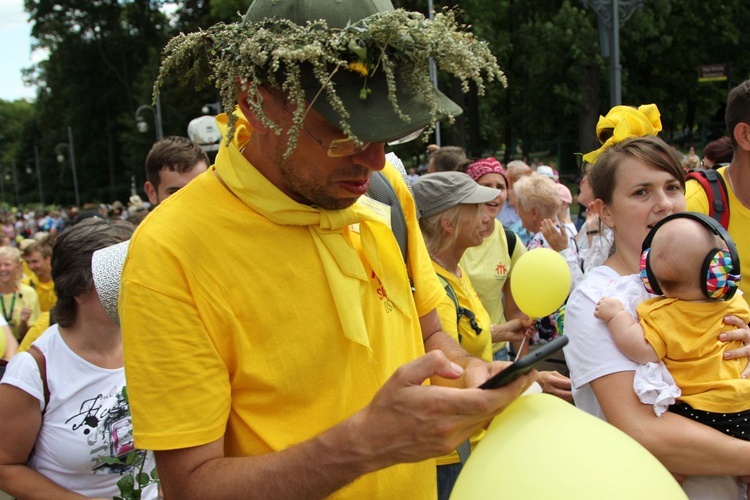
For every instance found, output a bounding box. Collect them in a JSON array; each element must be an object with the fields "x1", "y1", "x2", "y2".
[{"x1": 274, "y1": 145, "x2": 369, "y2": 210}]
